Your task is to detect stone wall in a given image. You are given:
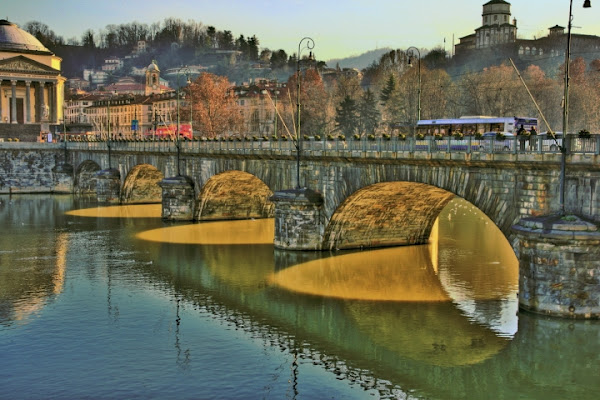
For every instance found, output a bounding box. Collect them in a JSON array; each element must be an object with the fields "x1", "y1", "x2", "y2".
[
  {"x1": 0, "y1": 145, "x2": 62, "y2": 193},
  {"x1": 0, "y1": 123, "x2": 46, "y2": 142}
]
